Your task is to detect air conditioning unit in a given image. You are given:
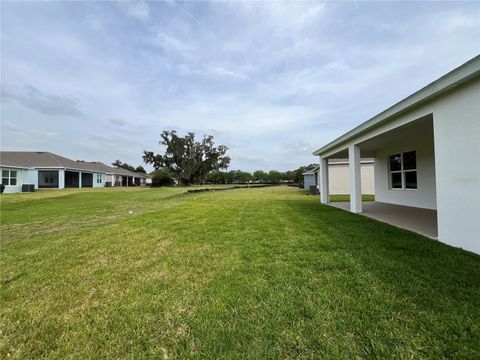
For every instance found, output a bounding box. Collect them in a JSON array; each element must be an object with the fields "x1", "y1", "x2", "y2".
[{"x1": 22, "y1": 184, "x2": 35, "y2": 192}]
